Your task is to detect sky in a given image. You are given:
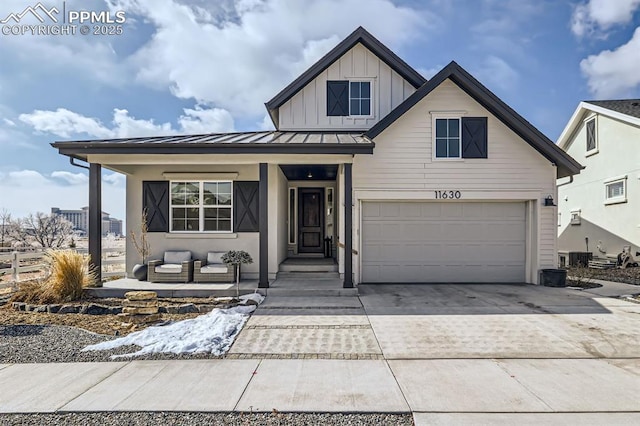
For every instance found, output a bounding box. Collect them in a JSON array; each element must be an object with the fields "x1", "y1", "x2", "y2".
[{"x1": 1, "y1": 0, "x2": 639, "y2": 223}]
